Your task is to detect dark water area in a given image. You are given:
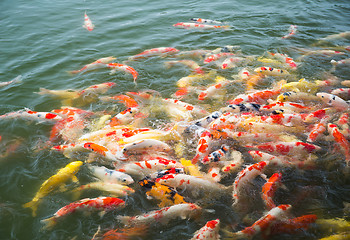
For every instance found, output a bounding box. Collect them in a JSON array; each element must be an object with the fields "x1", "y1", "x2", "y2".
[{"x1": 0, "y1": 0, "x2": 350, "y2": 239}]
